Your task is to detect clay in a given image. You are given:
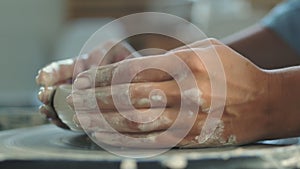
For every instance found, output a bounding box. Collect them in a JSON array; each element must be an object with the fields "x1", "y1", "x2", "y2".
[
  {"x1": 52, "y1": 84, "x2": 83, "y2": 131},
  {"x1": 150, "y1": 95, "x2": 163, "y2": 102},
  {"x1": 136, "y1": 98, "x2": 150, "y2": 106},
  {"x1": 196, "y1": 121, "x2": 237, "y2": 147},
  {"x1": 182, "y1": 88, "x2": 205, "y2": 108}
]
